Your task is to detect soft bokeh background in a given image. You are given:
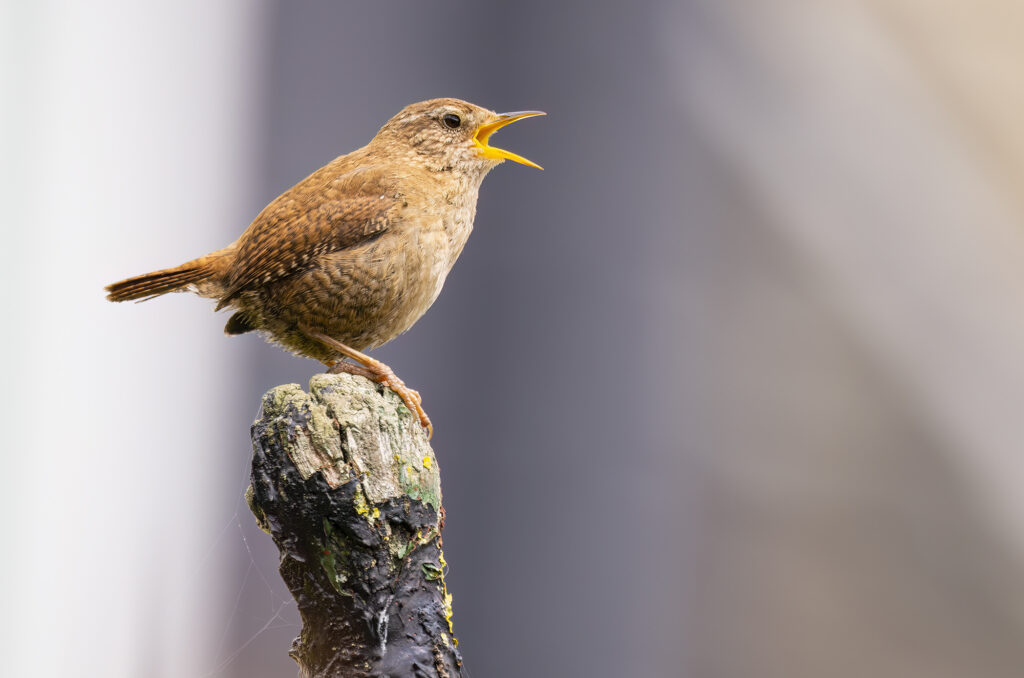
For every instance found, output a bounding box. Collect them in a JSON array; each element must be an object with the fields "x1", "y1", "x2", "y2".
[{"x1": 4, "y1": 1, "x2": 1024, "y2": 676}]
